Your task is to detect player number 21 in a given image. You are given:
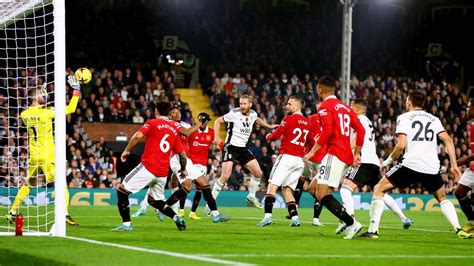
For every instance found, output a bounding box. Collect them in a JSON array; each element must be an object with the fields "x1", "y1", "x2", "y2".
[
  {"x1": 338, "y1": 113, "x2": 350, "y2": 136},
  {"x1": 290, "y1": 128, "x2": 309, "y2": 146}
]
